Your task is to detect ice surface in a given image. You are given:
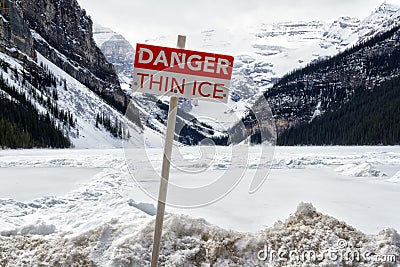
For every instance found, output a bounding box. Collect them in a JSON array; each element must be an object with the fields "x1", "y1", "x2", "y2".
[
  {"x1": 128, "y1": 200, "x2": 156, "y2": 216},
  {"x1": 0, "y1": 167, "x2": 100, "y2": 201},
  {"x1": 388, "y1": 170, "x2": 400, "y2": 183}
]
